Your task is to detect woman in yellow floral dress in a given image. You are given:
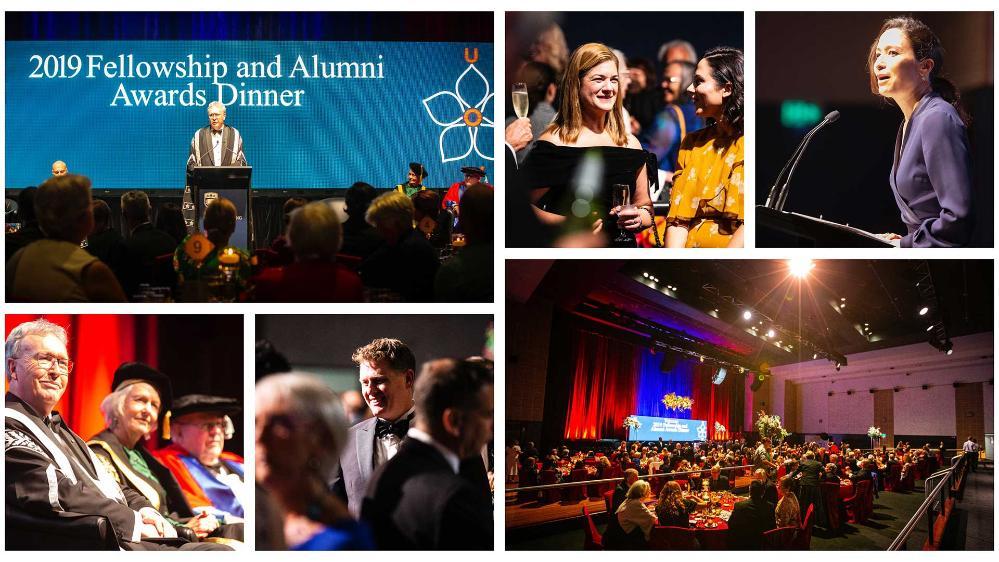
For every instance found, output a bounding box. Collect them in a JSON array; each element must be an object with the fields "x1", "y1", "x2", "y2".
[{"x1": 665, "y1": 47, "x2": 744, "y2": 248}]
